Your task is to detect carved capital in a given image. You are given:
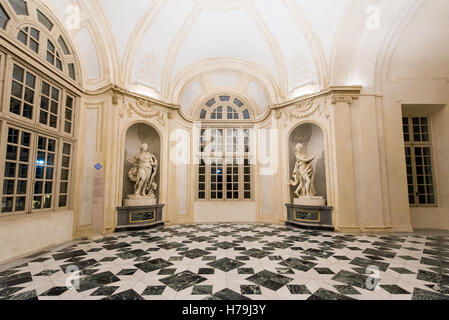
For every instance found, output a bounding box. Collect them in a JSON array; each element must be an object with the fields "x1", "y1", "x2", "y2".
[{"x1": 331, "y1": 95, "x2": 354, "y2": 105}]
